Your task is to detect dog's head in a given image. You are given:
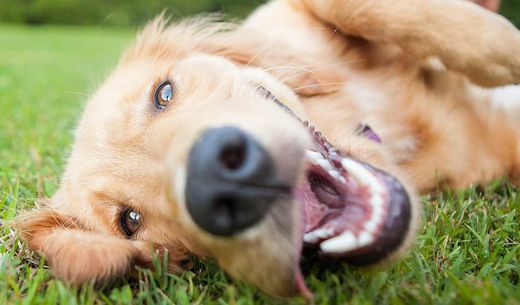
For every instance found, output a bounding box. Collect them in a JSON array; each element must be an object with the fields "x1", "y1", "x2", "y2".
[{"x1": 17, "y1": 18, "x2": 420, "y2": 298}]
